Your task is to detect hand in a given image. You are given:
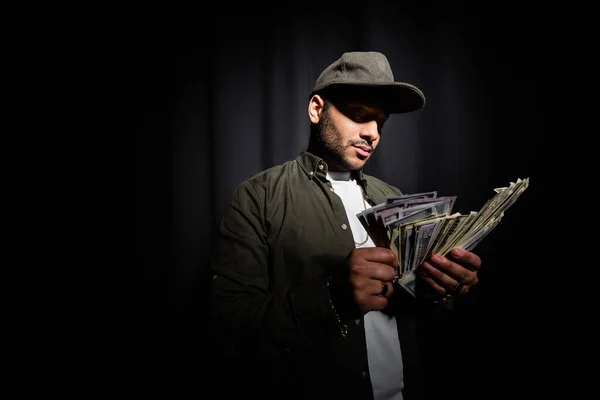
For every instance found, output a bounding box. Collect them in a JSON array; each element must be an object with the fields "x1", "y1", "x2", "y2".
[
  {"x1": 417, "y1": 248, "x2": 481, "y2": 300},
  {"x1": 342, "y1": 247, "x2": 398, "y2": 315}
]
